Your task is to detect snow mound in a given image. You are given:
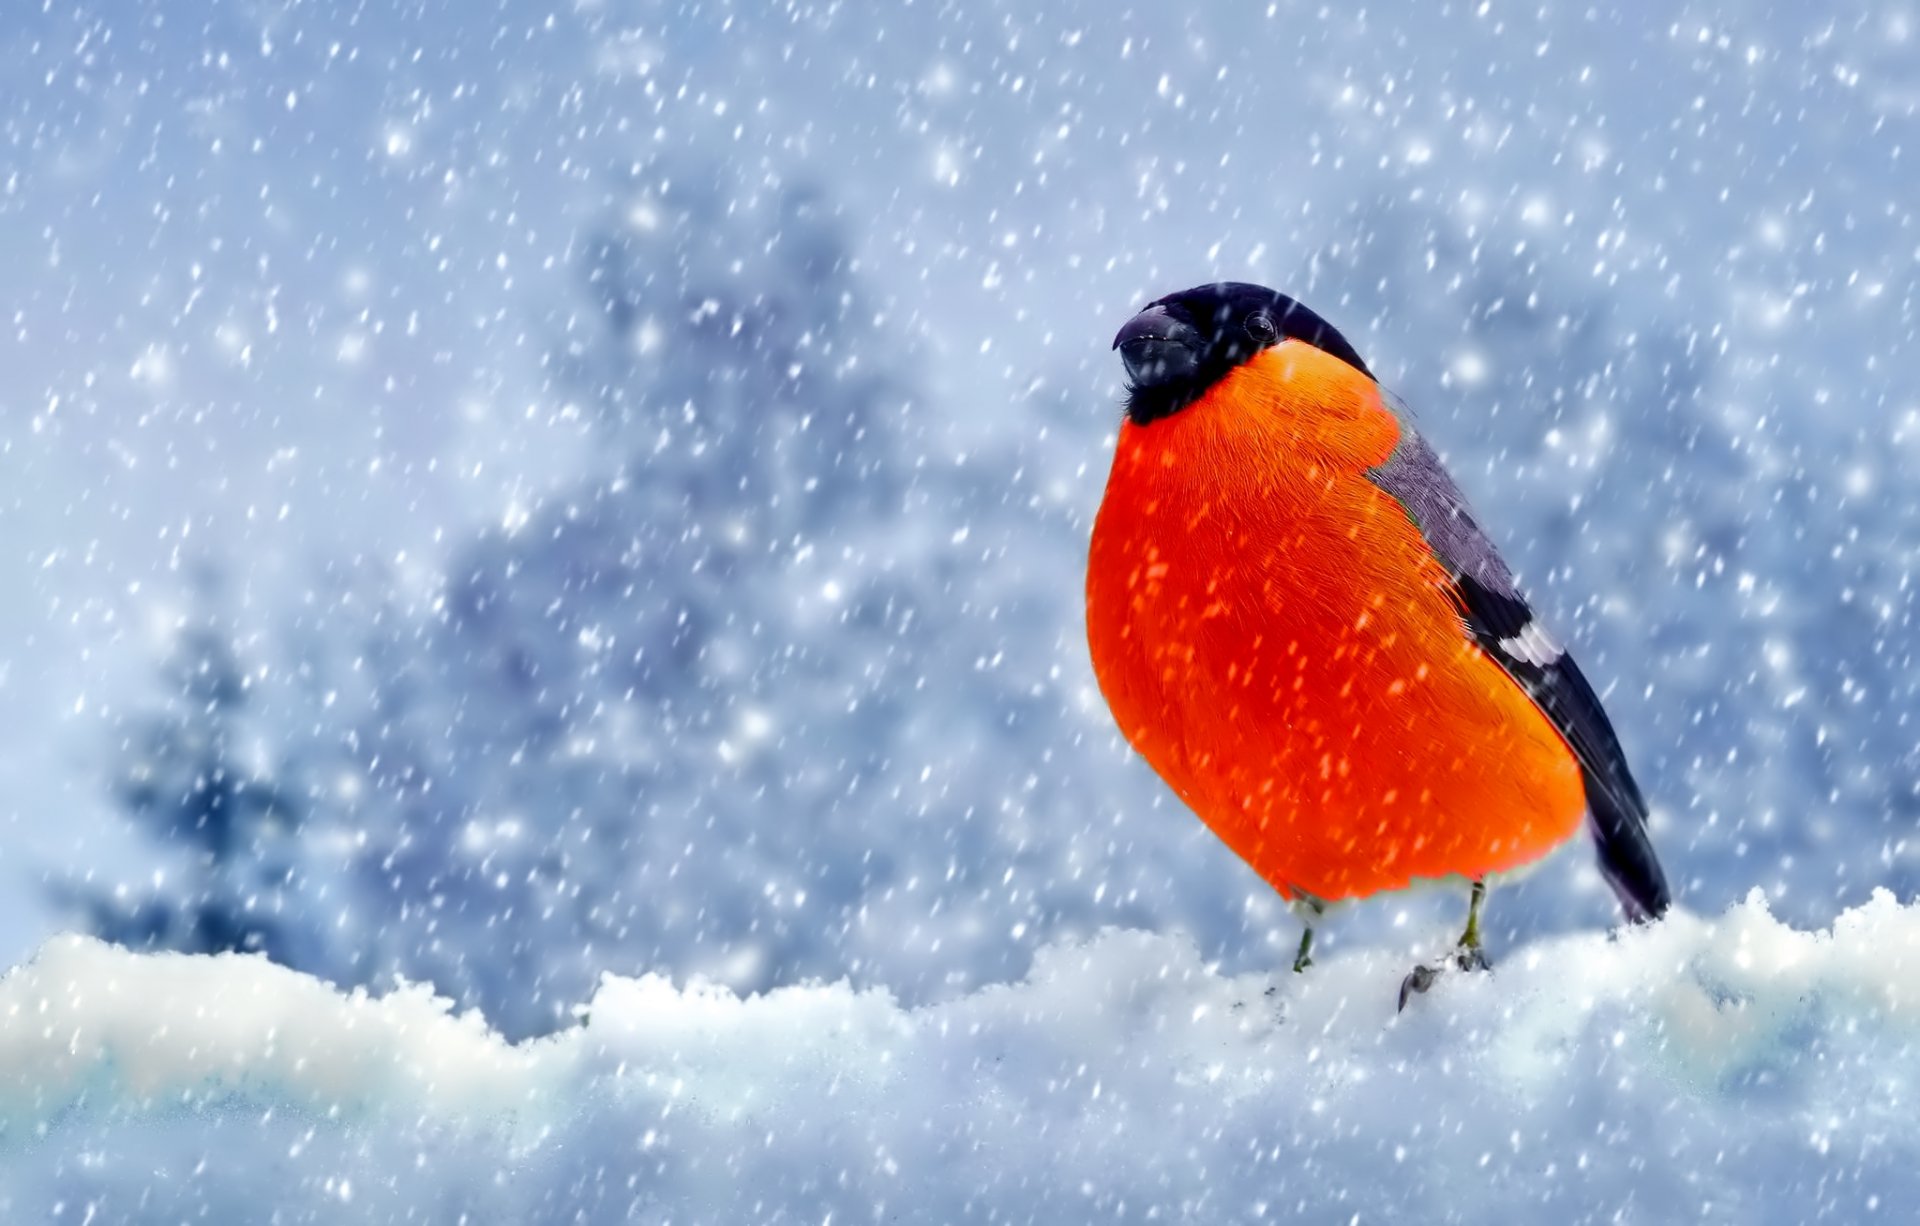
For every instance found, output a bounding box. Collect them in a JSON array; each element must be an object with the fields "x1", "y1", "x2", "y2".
[{"x1": 4, "y1": 892, "x2": 1916, "y2": 1221}]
